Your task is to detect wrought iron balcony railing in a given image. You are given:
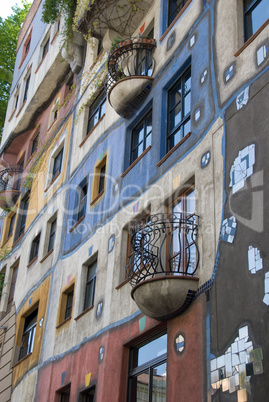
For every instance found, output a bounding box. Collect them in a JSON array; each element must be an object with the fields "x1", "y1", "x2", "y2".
[
  {"x1": 106, "y1": 37, "x2": 156, "y2": 92},
  {"x1": 0, "y1": 165, "x2": 23, "y2": 193},
  {"x1": 126, "y1": 213, "x2": 199, "y2": 288}
]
